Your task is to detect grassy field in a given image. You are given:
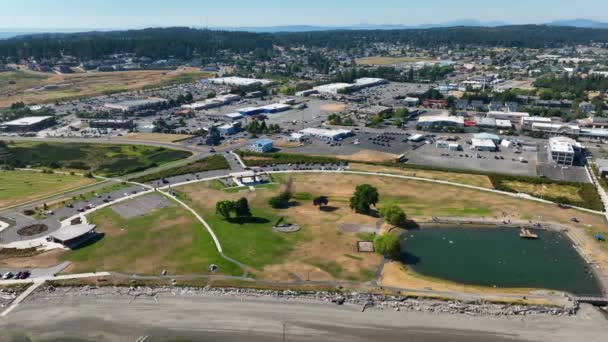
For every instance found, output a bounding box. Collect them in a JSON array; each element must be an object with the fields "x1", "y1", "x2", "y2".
[
  {"x1": 5, "y1": 141, "x2": 192, "y2": 176},
  {"x1": 350, "y1": 163, "x2": 493, "y2": 189},
  {"x1": 60, "y1": 199, "x2": 241, "y2": 275},
  {"x1": 177, "y1": 179, "x2": 381, "y2": 282},
  {"x1": 0, "y1": 170, "x2": 97, "y2": 208},
  {"x1": 0, "y1": 68, "x2": 212, "y2": 107}
]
